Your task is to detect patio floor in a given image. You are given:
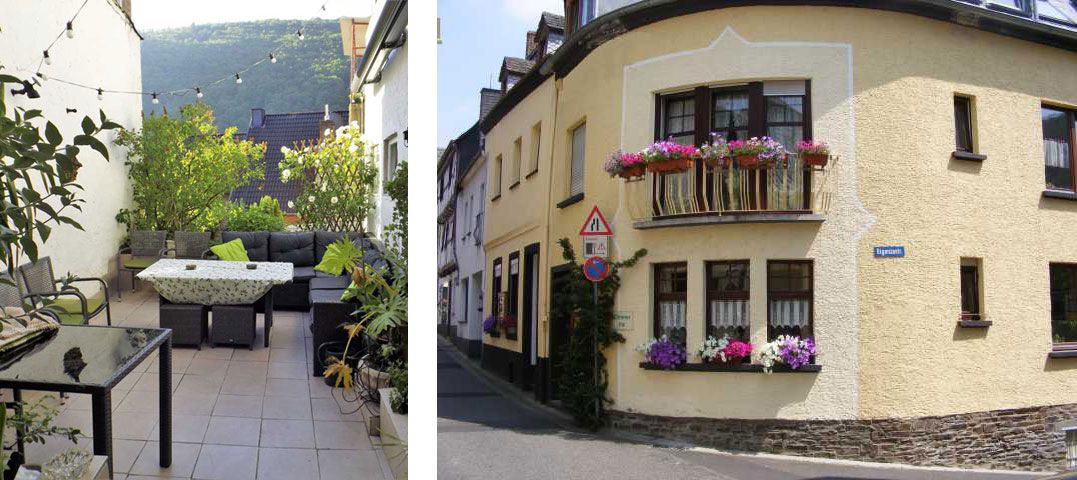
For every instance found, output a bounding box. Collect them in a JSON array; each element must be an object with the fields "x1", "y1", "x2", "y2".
[{"x1": 12, "y1": 287, "x2": 392, "y2": 480}]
